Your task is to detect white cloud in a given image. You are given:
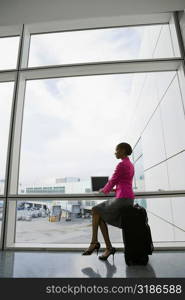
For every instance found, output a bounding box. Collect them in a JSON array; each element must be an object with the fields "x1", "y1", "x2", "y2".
[
  {"x1": 29, "y1": 26, "x2": 143, "y2": 66},
  {"x1": 19, "y1": 25, "x2": 145, "y2": 185},
  {"x1": 0, "y1": 25, "x2": 163, "y2": 187},
  {"x1": 19, "y1": 74, "x2": 132, "y2": 185},
  {"x1": 0, "y1": 37, "x2": 19, "y2": 69}
]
